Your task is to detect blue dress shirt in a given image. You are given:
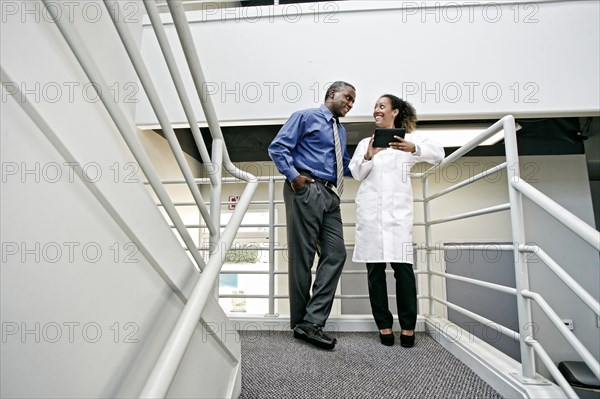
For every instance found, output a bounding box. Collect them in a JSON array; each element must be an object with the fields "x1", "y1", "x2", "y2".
[{"x1": 268, "y1": 104, "x2": 351, "y2": 186}]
